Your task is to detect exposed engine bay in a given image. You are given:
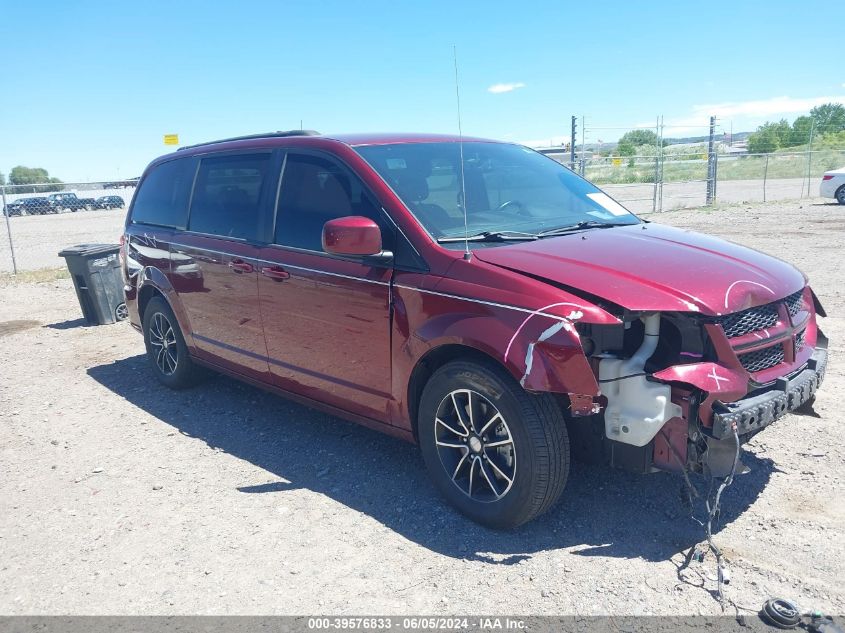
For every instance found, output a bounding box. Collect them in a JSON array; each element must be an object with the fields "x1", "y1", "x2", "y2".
[{"x1": 569, "y1": 288, "x2": 827, "y2": 479}]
